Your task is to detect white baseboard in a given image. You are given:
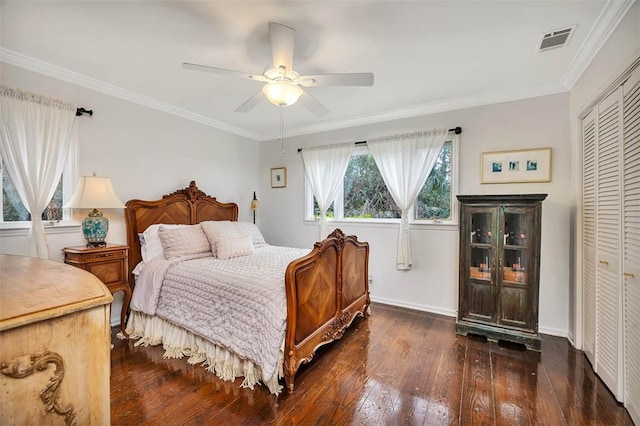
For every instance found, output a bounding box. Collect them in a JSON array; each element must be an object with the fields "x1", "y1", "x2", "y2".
[
  {"x1": 371, "y1": 296, "x2": 570, "y2": 339},
  {"x1": 537, "y1": 325, "x2": 569, "y2": 338},
  {"x1": 370, "y1": 295, "x2": 457, "y2": 318}
]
